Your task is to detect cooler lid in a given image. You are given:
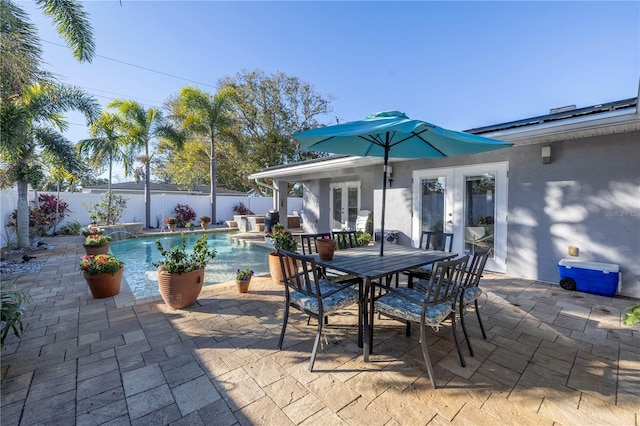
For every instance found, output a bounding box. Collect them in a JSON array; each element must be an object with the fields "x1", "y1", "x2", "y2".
[{"x1": 558, "y1": 259, "x2": 619, "y2": 273}]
